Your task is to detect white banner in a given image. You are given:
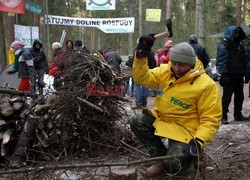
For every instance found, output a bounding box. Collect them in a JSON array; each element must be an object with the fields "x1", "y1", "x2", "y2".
[
  {"x1": 86, "y1": 0, "x2": 116, "y2": 10},
  {"x1": 14, "y1": 24, "x2": 39, "y2": 46},
  {"x1": 45, "y1": 15, "x2": 134, "y2": 34}
]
